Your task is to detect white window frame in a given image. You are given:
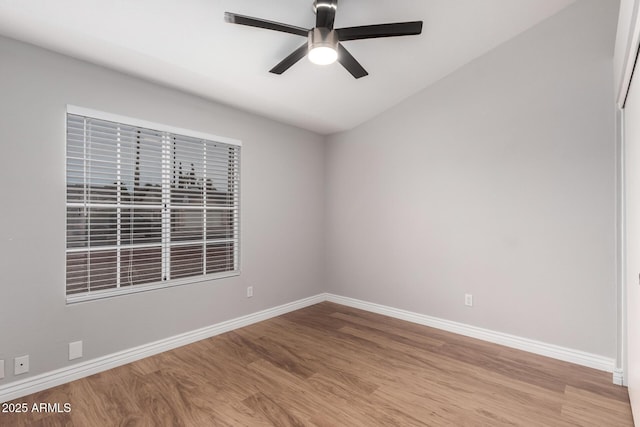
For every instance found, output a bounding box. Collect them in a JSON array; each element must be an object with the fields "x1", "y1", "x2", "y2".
[{"x1": 65, "y1": 105, "x2": 241, "y2": 303}]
